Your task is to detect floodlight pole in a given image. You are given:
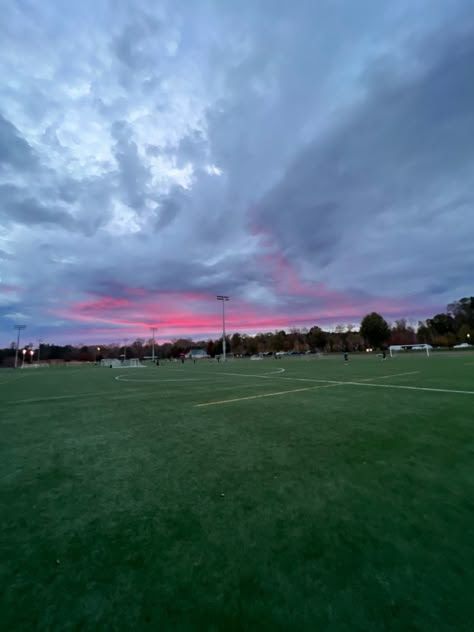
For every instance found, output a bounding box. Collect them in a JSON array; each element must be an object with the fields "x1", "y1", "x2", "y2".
[
  {"x1": 216, "y1": 296, "x2": 229, "y2": 362},
  {"x1": 150, "y1": 327, "x2": 157, "y2": 362},
  {"x1": 14, "y1": 325, "x2": 26, "y2": 369}
]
